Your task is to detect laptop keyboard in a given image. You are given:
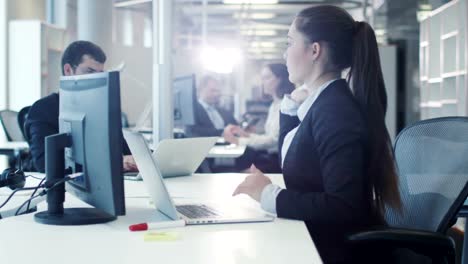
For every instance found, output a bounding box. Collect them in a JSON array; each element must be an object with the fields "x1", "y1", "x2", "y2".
[{"x1": 176, "y1": 205, "x2": 221, "y2": 219}]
